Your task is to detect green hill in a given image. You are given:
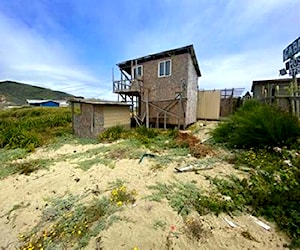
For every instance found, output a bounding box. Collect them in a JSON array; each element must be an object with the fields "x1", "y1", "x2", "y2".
[{"x1": 0, "y1": 81, "x2": 74, "y2": 107}]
